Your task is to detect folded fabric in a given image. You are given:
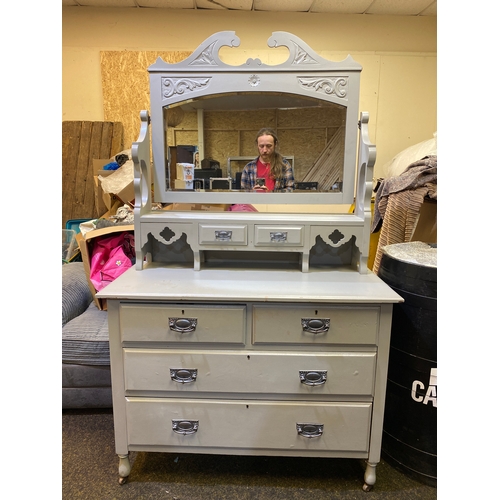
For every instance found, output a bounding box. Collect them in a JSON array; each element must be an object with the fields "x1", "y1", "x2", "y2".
[
  {"x1": 370, "y1": 155, "x2": 437, "y2": 275},
  {"x1": 372, "y1": 155, "x2": 437, "y2": 233}
]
